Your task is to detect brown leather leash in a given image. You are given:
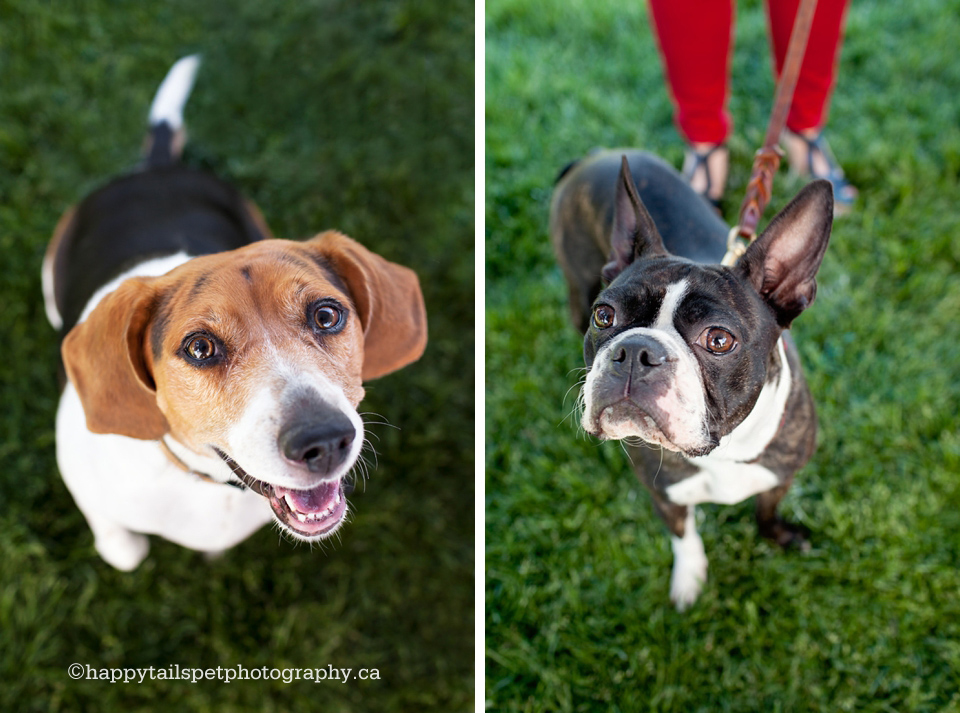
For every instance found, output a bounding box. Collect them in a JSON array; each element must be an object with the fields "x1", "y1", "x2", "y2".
[{"x1": 721, "y1": 0, "x2": 819, "y2": 266}]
